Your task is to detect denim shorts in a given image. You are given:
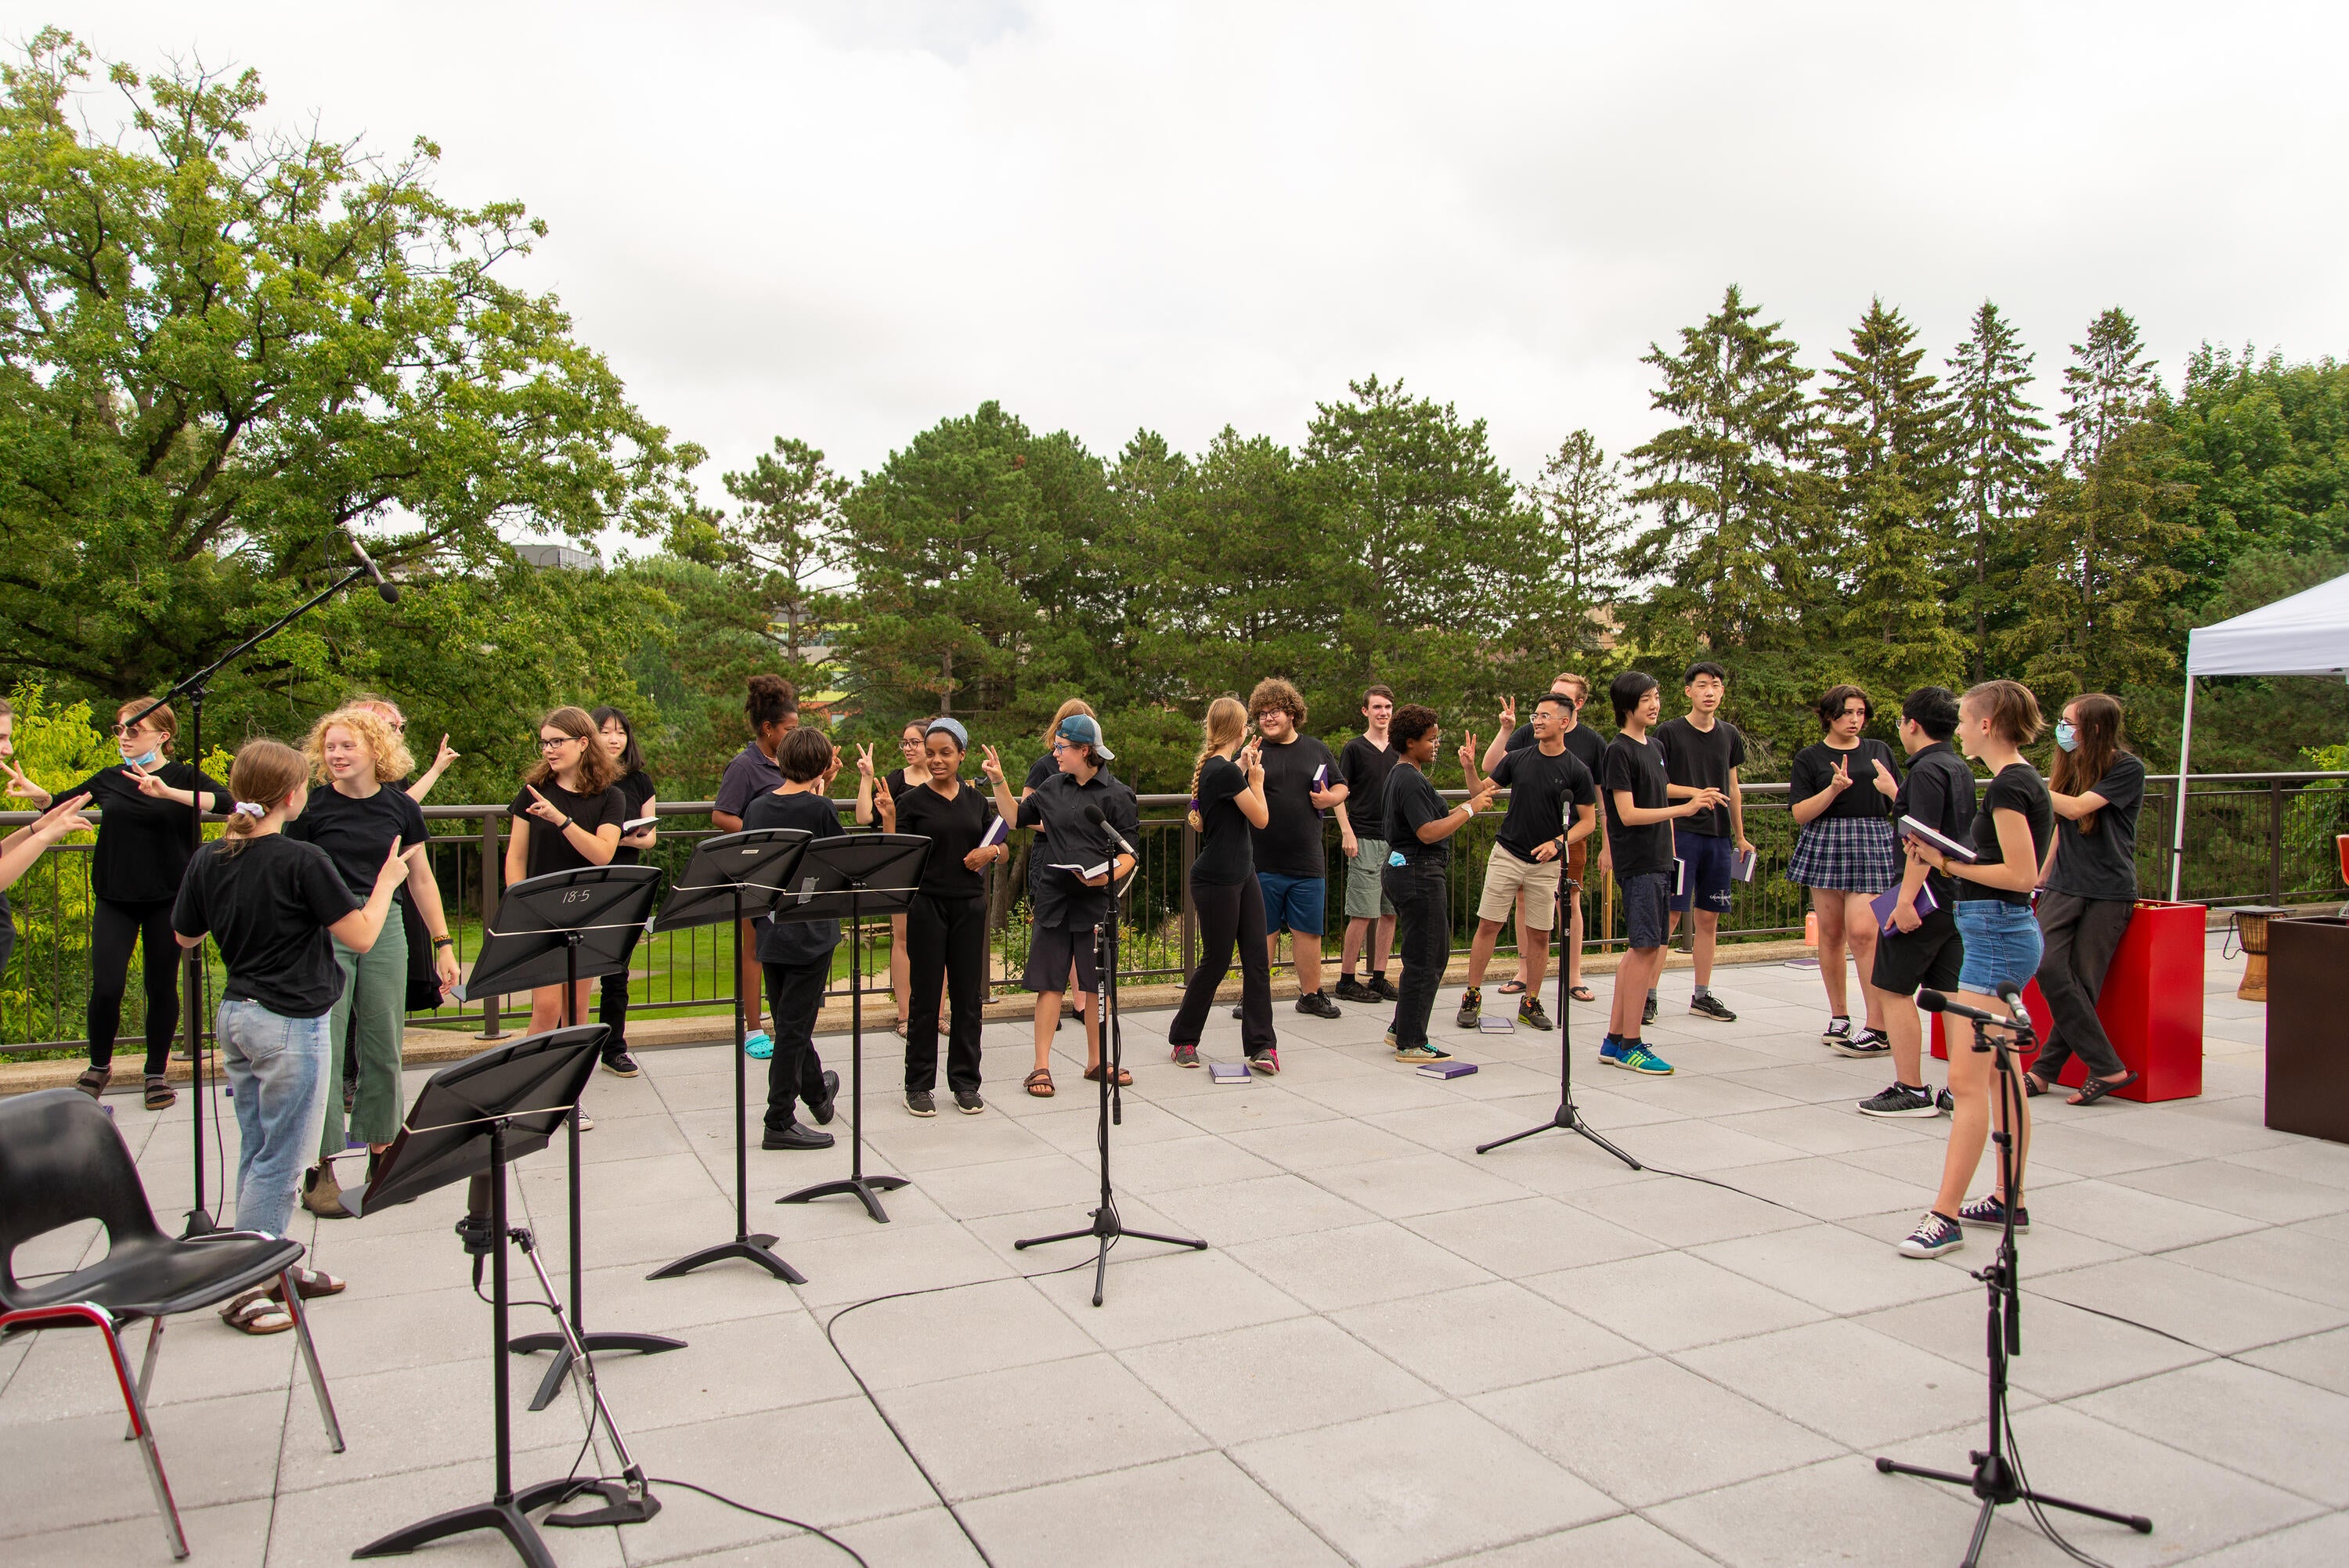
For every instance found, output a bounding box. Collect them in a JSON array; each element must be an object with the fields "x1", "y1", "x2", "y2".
[
  {"x1": 1258, "y1": 870, "x2": 1327, "y2": 935},
  {"x1": 1622, "y1": 869, "x2": 1674, "y2": 950},
  {"x1": 1955, "y1": 900, "x2": 2044, "y2": 995}
]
